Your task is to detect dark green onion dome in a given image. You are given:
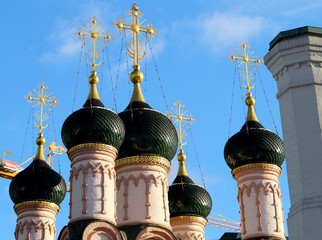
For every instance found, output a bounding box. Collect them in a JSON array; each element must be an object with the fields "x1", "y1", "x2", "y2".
[
  {"x1": 117, "y1": 101, "x2": 178, "y2": 161},
  {"x1": 61, "y1": 98, "x2": 125, "y2": 150},
  {"x1": 9, "y1": 158, "x2": 66, "y2": 205},
  {"x1": 168, "y1": 174, "x2": 212, "y2": 219},
  {"x1": 224, "y1": 120, "x2": 285, "y2": 170}
]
